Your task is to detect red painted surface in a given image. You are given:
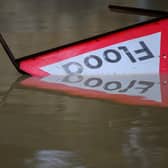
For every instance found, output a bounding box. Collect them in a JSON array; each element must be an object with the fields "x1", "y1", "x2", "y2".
[
  {"x1": 19, "y1": 18, "x2": 168, "y2": 76},
  {"x1": 20, "y1": 74, "x2": 168, "y2": 107}
]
